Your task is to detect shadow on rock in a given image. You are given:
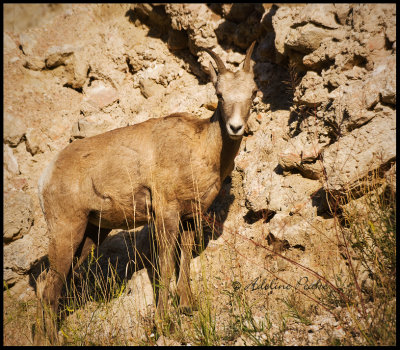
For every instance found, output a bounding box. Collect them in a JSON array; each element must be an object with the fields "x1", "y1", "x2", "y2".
[{"x1": 30, "y1": 176, "x2": 236, "y2": 317}]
